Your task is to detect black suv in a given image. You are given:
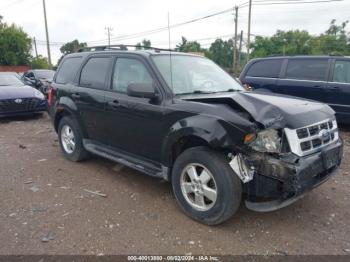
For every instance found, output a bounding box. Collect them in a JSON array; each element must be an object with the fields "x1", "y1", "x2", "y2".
[
  {"x1": 240, "y1": 56, "x2": 350, "y2": 124},
  {"x1": 48, "y1": 46, "x2": 343, "y2": 225}
]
